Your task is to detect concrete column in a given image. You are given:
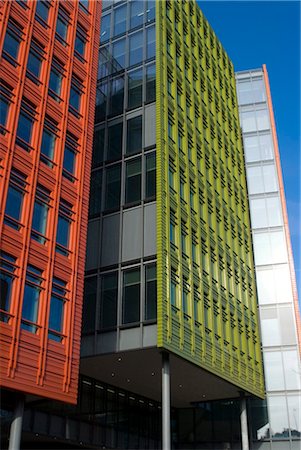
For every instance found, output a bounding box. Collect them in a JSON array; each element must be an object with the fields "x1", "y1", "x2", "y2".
[
  {"x1": 8, "y1": 396, "x2": 24, "y2": 450},
  {"x1": 162, "y1": 352, "x2": 171, "y2": 450},
  {"x1": 240, "y1": 393, "x2": 249, "y2": 450}
]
